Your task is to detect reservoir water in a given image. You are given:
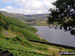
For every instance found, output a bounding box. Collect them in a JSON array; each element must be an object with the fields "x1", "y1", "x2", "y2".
[{"x1": 34, "y1": 26, "x2": 75, "y2": 47}]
